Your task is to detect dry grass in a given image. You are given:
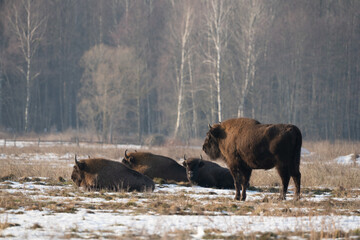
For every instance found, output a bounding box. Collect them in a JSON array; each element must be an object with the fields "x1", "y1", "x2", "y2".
[
  {"x1": 2, "y1": 175, "x2": 359, "y2": 218},
  {"x1": 0, "y1": 172, "x2": 360, "y2": 239},
  {"x1": 0, "y1": 176, "x2": 359, "y2": 239},
  {"x1": 1, "y1": 140, "x2": 360, "y2": 190},
  {"x1": 303, "y1": 140, "x2": 360, "y2": 161}
]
